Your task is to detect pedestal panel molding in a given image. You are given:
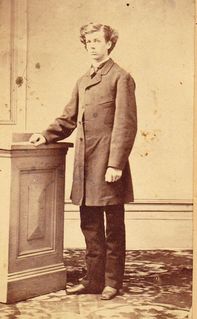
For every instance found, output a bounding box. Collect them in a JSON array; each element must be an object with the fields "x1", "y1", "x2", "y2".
[{"x1": 18, "y1": 168, "x2": 56, "y2": 257}]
